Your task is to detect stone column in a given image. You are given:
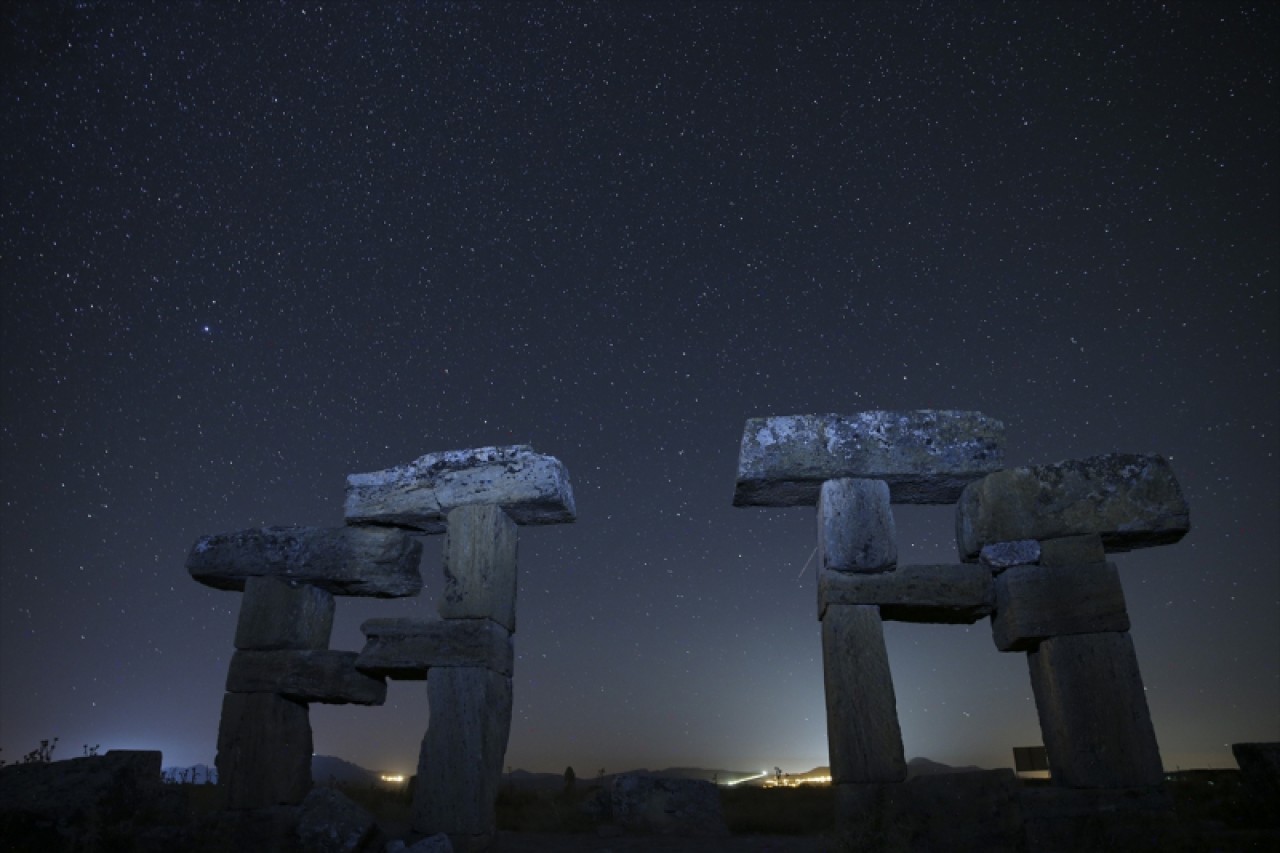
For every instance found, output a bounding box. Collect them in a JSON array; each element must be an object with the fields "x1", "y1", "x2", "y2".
[
  {"x1": 345, "y1": 446, "x2": 576, "y2": 851},
  {"x1": 1027, "y1": 631, "x2": 1164, "y2": 788},
  {"x1": 187, "y1": 526, "x2": 421, "y2": 811},
  {"x1": 818, "y1": 479, "x2": 906, "y2": 784},
  {"x1": 822, "y1": 604, "x2": 907, "y2": 783}
]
